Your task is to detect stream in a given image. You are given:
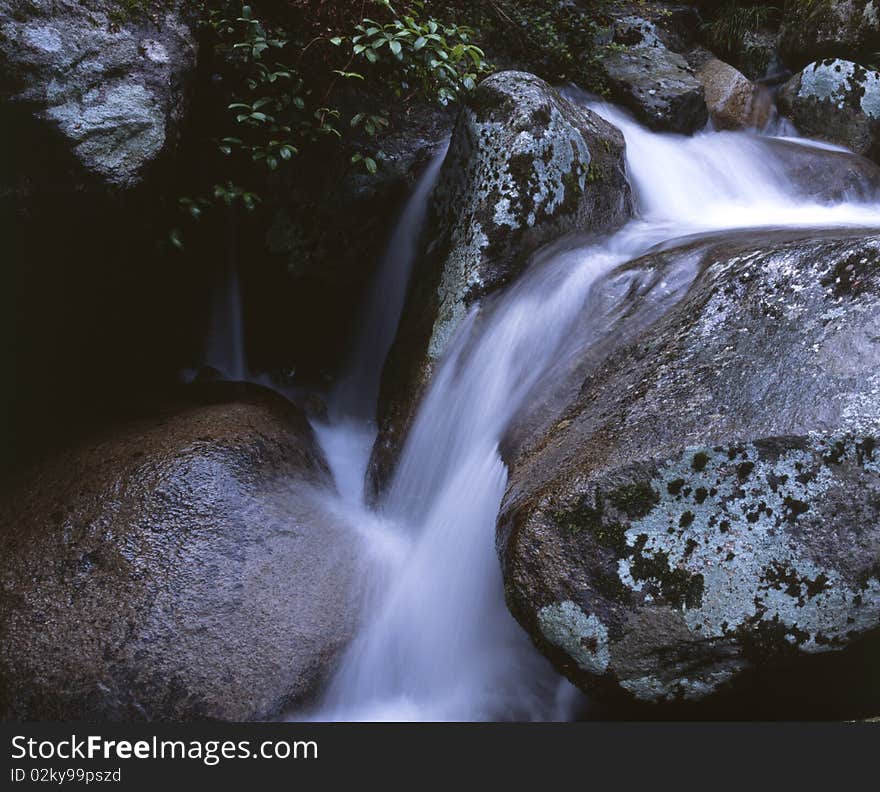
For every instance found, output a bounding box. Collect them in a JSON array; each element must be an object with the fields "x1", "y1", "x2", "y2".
[{"x1": 291, "y1": 94, "x2": 880, "y2": 721}]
